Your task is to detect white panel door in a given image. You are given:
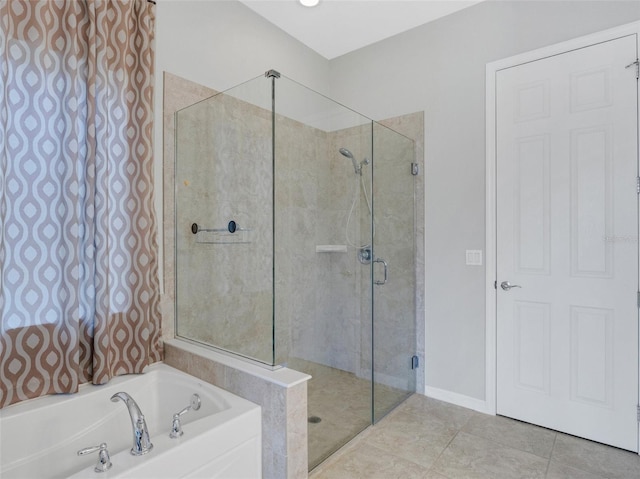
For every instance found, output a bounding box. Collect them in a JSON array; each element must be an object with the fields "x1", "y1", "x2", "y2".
[{"x1": 496, "y1": 35, "x2": 639, "y2": 452}]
